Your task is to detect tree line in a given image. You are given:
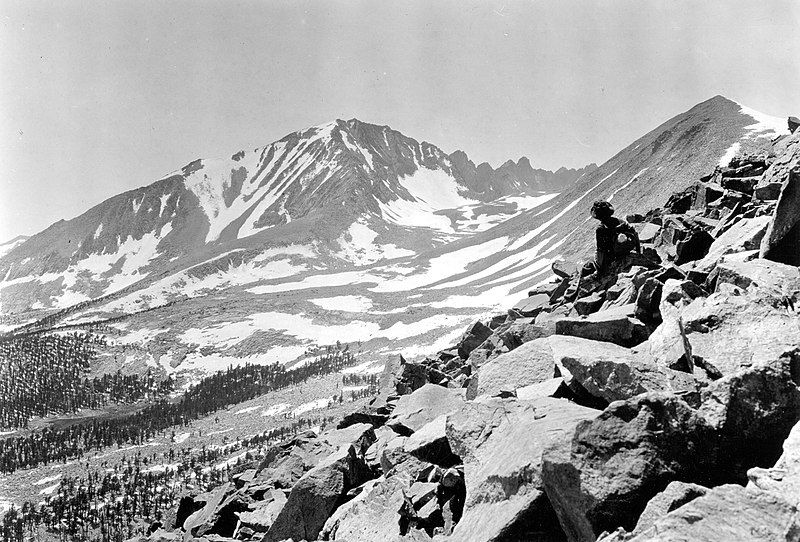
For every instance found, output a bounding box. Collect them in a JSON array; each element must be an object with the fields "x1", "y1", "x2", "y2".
[
  {"x1": 0, "y1": 332, "x2": 176, "y2": 430},
  {"x1": 0, "y1": 348, "x2": 358, "y2": 473}
]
